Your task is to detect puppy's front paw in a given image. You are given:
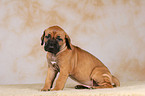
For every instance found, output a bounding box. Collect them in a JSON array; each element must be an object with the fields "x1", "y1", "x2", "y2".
[
  {"x1": 51, "y1": 87, "x2": 62, "y2": 91},
  {"x1": 41, "y1": 88, "x2": 50, "y2": 91}
]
